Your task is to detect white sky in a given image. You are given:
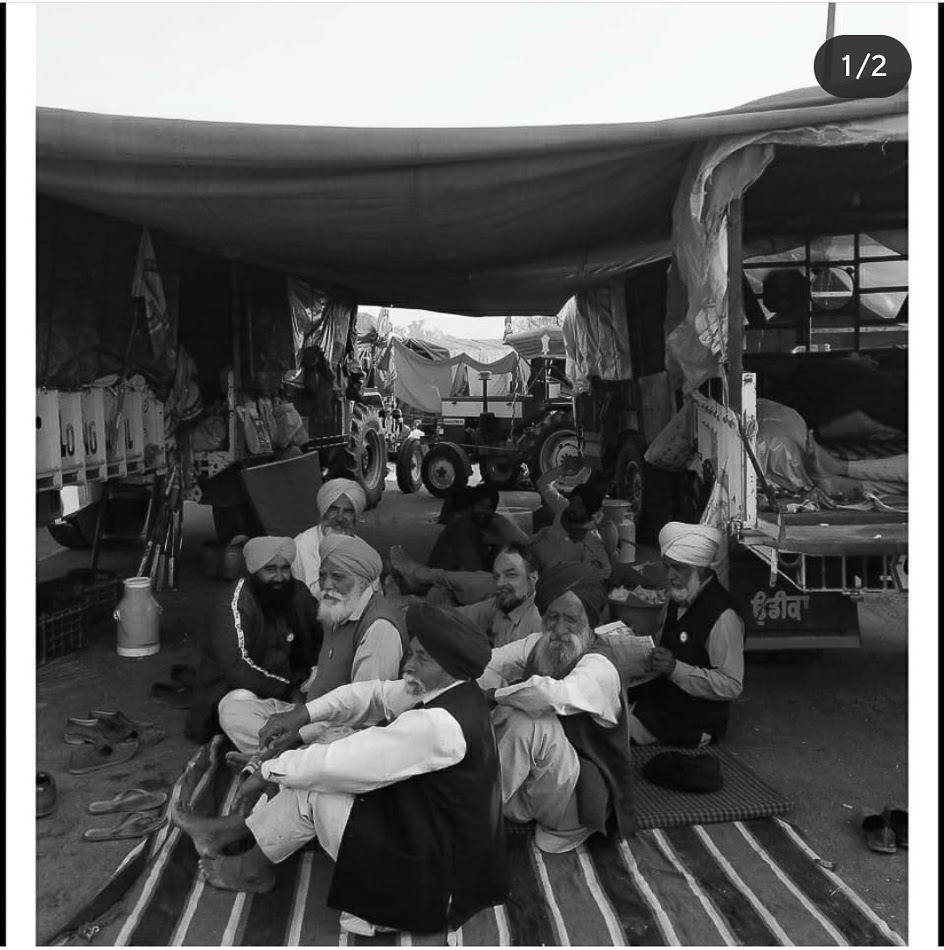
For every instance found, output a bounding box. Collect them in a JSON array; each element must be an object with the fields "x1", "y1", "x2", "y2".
[{"x1": 34, "y1": 1, "x2": 910, "y2": 338}]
